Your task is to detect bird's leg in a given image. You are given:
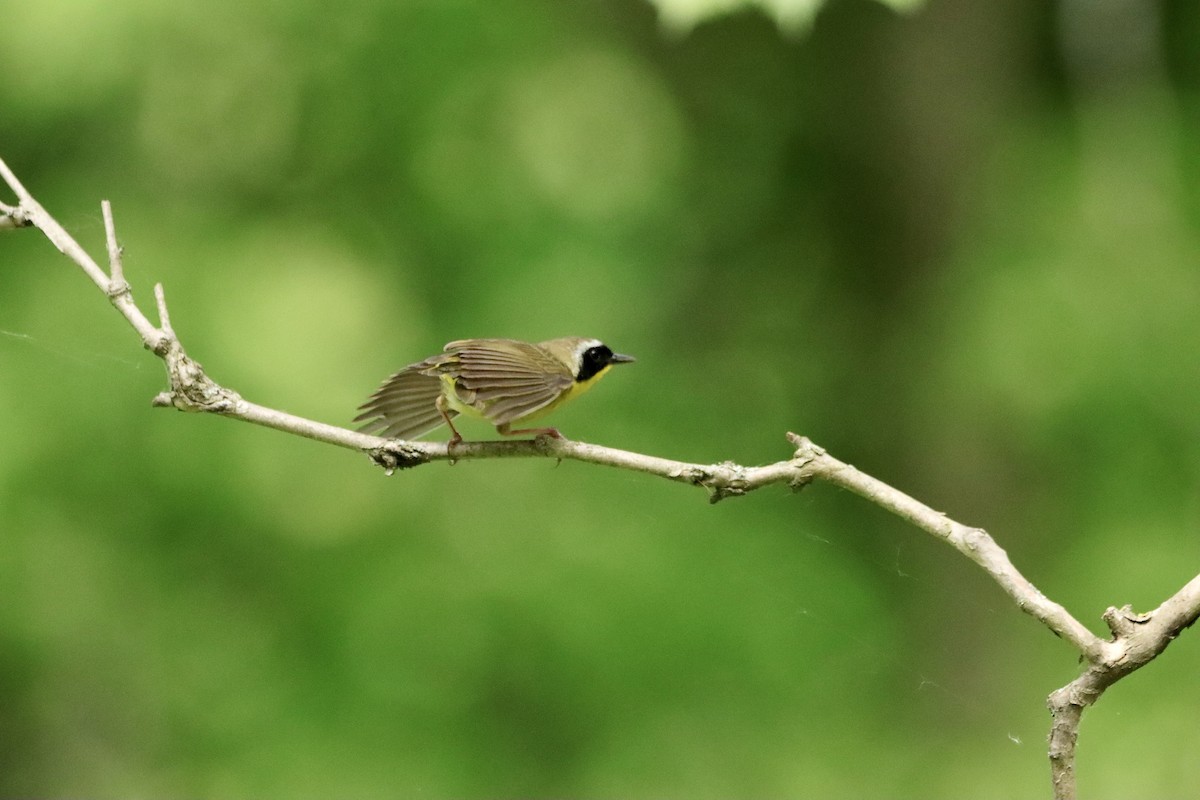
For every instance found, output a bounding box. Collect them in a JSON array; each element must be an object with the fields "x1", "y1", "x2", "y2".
[
  {"x1": 436, "y1": 395, "x2": 463, "y2": 454},
  {"x1": 496, "y1": 422, "x2": 562, "y2": 439}
]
